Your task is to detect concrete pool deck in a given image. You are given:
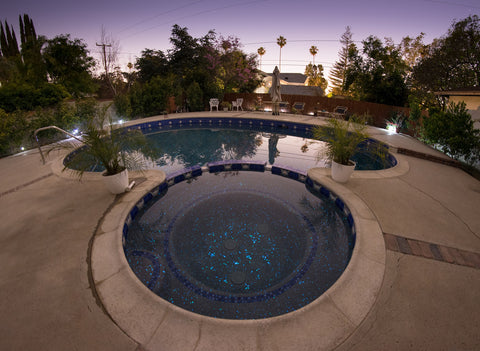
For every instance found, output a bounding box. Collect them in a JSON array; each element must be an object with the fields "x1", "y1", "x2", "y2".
[{"x1": 1, "y1": 111, "x2": 479, "y2": 350}]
